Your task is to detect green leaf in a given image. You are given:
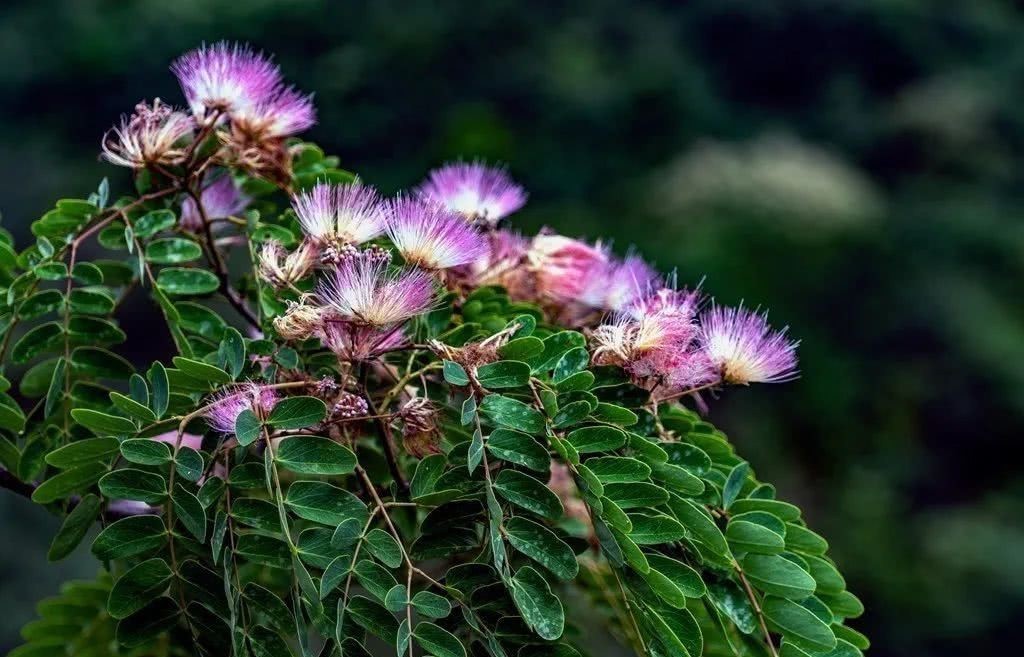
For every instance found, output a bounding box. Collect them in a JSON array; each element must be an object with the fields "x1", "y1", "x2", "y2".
[
  {"x1": 498, "y1": 336, "x2": 544, "y2": 361},
  {"x1": 175, "y1": 446, "x2": 204, "y2": 482},
  {"x1": 646, "y1": 553, "x2": 706, "y2": 598},
  {"x1": 48, "y1": 494, "x2": 102, "y2": 561},
  {"x1": 148, "y1": 362, "x2": 169, "y2": 419},
  {"x1": 109, "y1": 392, "x2": 158, "y2": 422},
  {"x1": 604, "y1": 482, "x2": 669, "y2": 509},
  {"x1": 552, "y1": 346, "x2": 589, "y2": 383},
  {"x1": 364, "y1": 528, "x2": 403, "y2": 568},
  {"x1": 284, "y1": 480, "x2": 368, "y2": 526},
  {"x1": 585, "y1": 456, "x2": 651, "y2": 483},
  {"x1": 235, "y1": 409, "x2": 262, "y2": 446},
  {"x1": 442, "y1": 360, "x2": 469, "y2": 386},
  {"x1": 248, "y1": 625, "x2": 294, "y2": 657},
  {"x1": 460, "y1": 396, "x2": 476, "y2": 426},
  {"x1": 410, "y1": 454, "x2": 446, "y2": 499},
  {"x1": 785, "y1": 523, "x2": 829, "y2": 555},
  {"x1": 99, "y1": 469, "x2": 168, "y2": 504},
  {"x1": 68, "y1": 288, "x2": 115, "y2": 315},
  {"x1": 267, "y1": 396, "x2": 326, "y2": 430},
  {"x1": 145, "y1": 237, "x2": 202, "y2": 264},
  {"x1": 479, "y1": 394, "x2": 546, "y2": 434},
  {"x1": 411, "y1": 590, "x2": 451, "y2": 619},
  {"x1": 384, "y1": 584, "x2": 408, "y2": 612},
  {"x1": 707, "y1": 580, "x2": 758, "y2": 634},
  {"x1": 12, "y1": 322, "x2": 63, "y2": 363},
  {"x1": 651, "y1": 462, "x2": 705, "y2": 496},
  {"x1": 31, "y1": 464, "x2": 107, "y2": 504},
  {"x1": 120, "y1": 438, "x2": 172, "y2": 466},
  {"x1": 626, "y1": 512, "x2": 688, "y2": 544},
  {"x1": 19, "y1": 289, "x2": 64, "y2": 320},
  {"x1": 722, "y1": 461, "x2": 749, "y2": 510},
  {"x1": 552, "y1": 400, "x2": 592, "y2": 428},
  {"x1": 0, "y1": 396, "x2": 27, "y2": 433},
  {"x1": 348, "y1": 595, "x2": 398, "y2": 643},
  {"x1": 414, "y1": 621, "x2": 466, "y2": 657},
  {"x1": 71, "y1": 261, "x2": 104, "y2": 285},
  {"x1": 476, "y1": 360, "x2": 531, "y2": 389},
  {"x1": 762, "y1": 596, "x2": 837, "y2": 652},
  {"x1": 45, "y1": 437, "x2": 120, "y2": 469},
  {"x1": 231, "y1": 498, "x2": 280, "y2": 531},
  {"x1": 156, "y1": 268, "x2": 219, "y2": 295},
  {"x1": 172, "y1": 484, "x2": 207, "y2": 541},
  {"x1": 71, "y1": 408, "x2": 137, "y2": 436},
  {"x1": 171, "y1": 356, "x2": 231, "y2": 384},
  {"x1": 107, "y1": 558, "x2": 173, "y2": 620},
  {"x1": 741, "y1": 554, "x2": 817, "y2": 600},
  {"x1": 218, "y1": 328, "x2": 246, "y2": 379},
  {"x1": 92, "y1": 514, "x2": 167, "y2": 560},
  {"x1": 467, "y1": 426, "x2": 484, "y2": 474},
  {"x1": 589, "y1": 402, "x2": 638, "y2": 425},
  {"x1": 487, "y1": 429, "x2": 551, "y2": 471},
  {"x1": 73, "y1": 347, "x2": 133, "y2": 379},
  {"x1": 275, "y1": 436, "x2": 355, "y2": 475},
  {"x1": 244, "y1": 583, "x2": 293, "y2": 632},
  {"x1": 134, "y1": 209, "x2": 176, "y2": 238},
  {"x1": 116, "y1": 596, "x2": 181, "y2": 648},
  {"x1": 565, "y1": 426, "x2": 626, "y2": 453},
  {"x1": 511, "y1": 565, "x2": 564, "y2": 640},
  {"x1": 667, "y1": 494, "x2": 731, "y2": 558},
  {"x1": 504, "y1": 516, "x2": 579, "y2": 579},
  {"x1": 727, "y1": 512, "x2": 787, "y2": 554},
  {"x1": 355, "y1": 559, "x2": 399, "y2": 601},
  {"x1": 494, "y1": 469, "x2": 564, "y2": 520},
  {"x1": 729, "y1": 498, "x2": 802, "y2": 522}
]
